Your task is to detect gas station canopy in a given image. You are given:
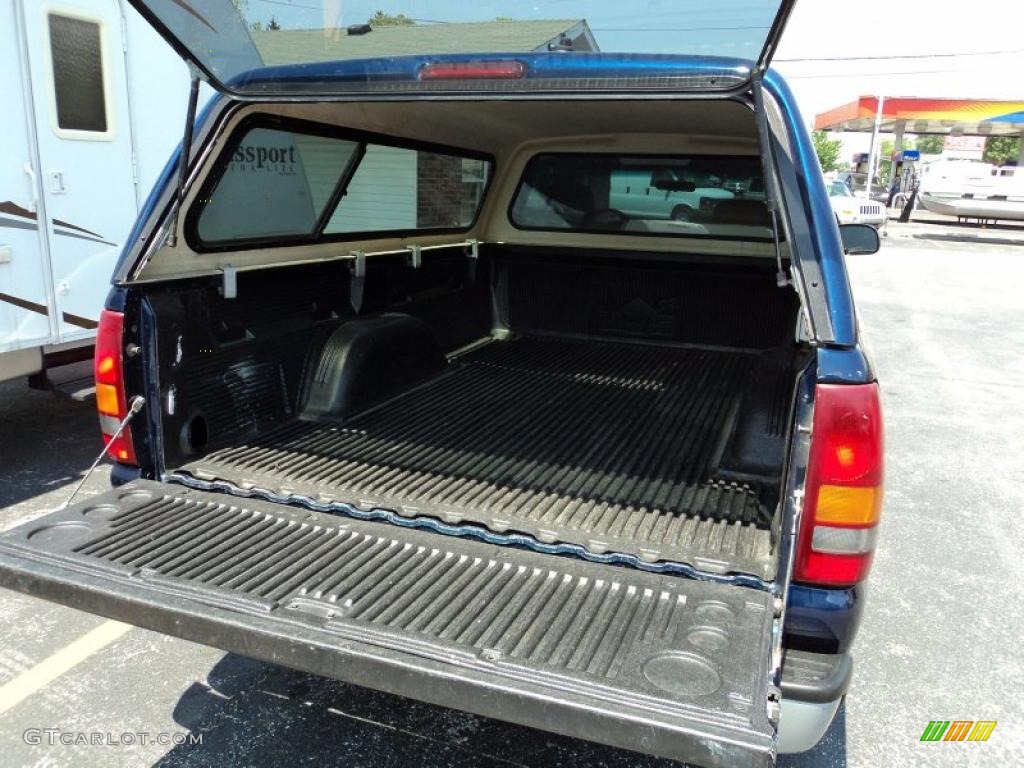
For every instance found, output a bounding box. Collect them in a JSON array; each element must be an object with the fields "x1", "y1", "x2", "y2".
[{"x1": 815, "y1": 97, "x2": 1024, "y2": 136}]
